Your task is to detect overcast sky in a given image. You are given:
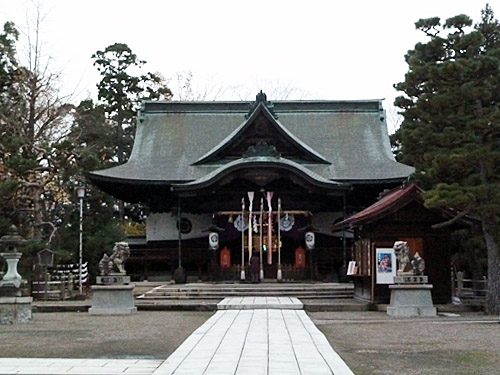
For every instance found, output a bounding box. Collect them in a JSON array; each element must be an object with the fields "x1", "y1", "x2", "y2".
[{"x1": 0, "y1": 0, "x2": 490, "y2": 130}]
